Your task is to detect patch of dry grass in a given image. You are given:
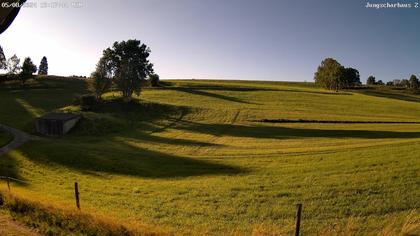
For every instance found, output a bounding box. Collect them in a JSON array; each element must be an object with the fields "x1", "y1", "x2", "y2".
[{"x1": 0, "y1": 189, "x2": 165, "y2": 236}]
